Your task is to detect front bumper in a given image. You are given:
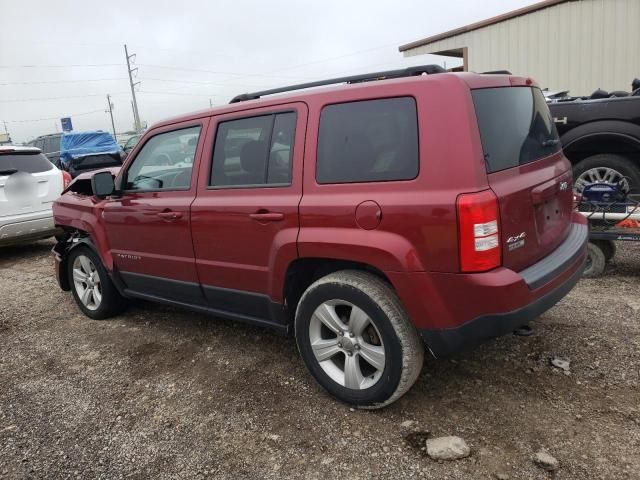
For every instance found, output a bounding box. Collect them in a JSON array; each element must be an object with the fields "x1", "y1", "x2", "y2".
[
  {"x1": 388, "y1": 217, "x2": 588, "y2": 357},
  {"x1": 0, "y1": 210, "x2": 59, "y2": 246}
]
